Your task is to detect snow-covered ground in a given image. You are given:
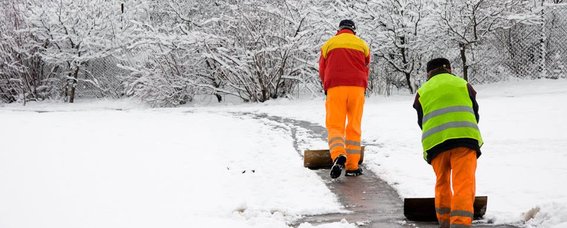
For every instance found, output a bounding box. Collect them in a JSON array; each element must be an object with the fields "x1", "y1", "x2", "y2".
[{"x1": 1, "y1": 78, "x2": 566, "y2": 228}]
